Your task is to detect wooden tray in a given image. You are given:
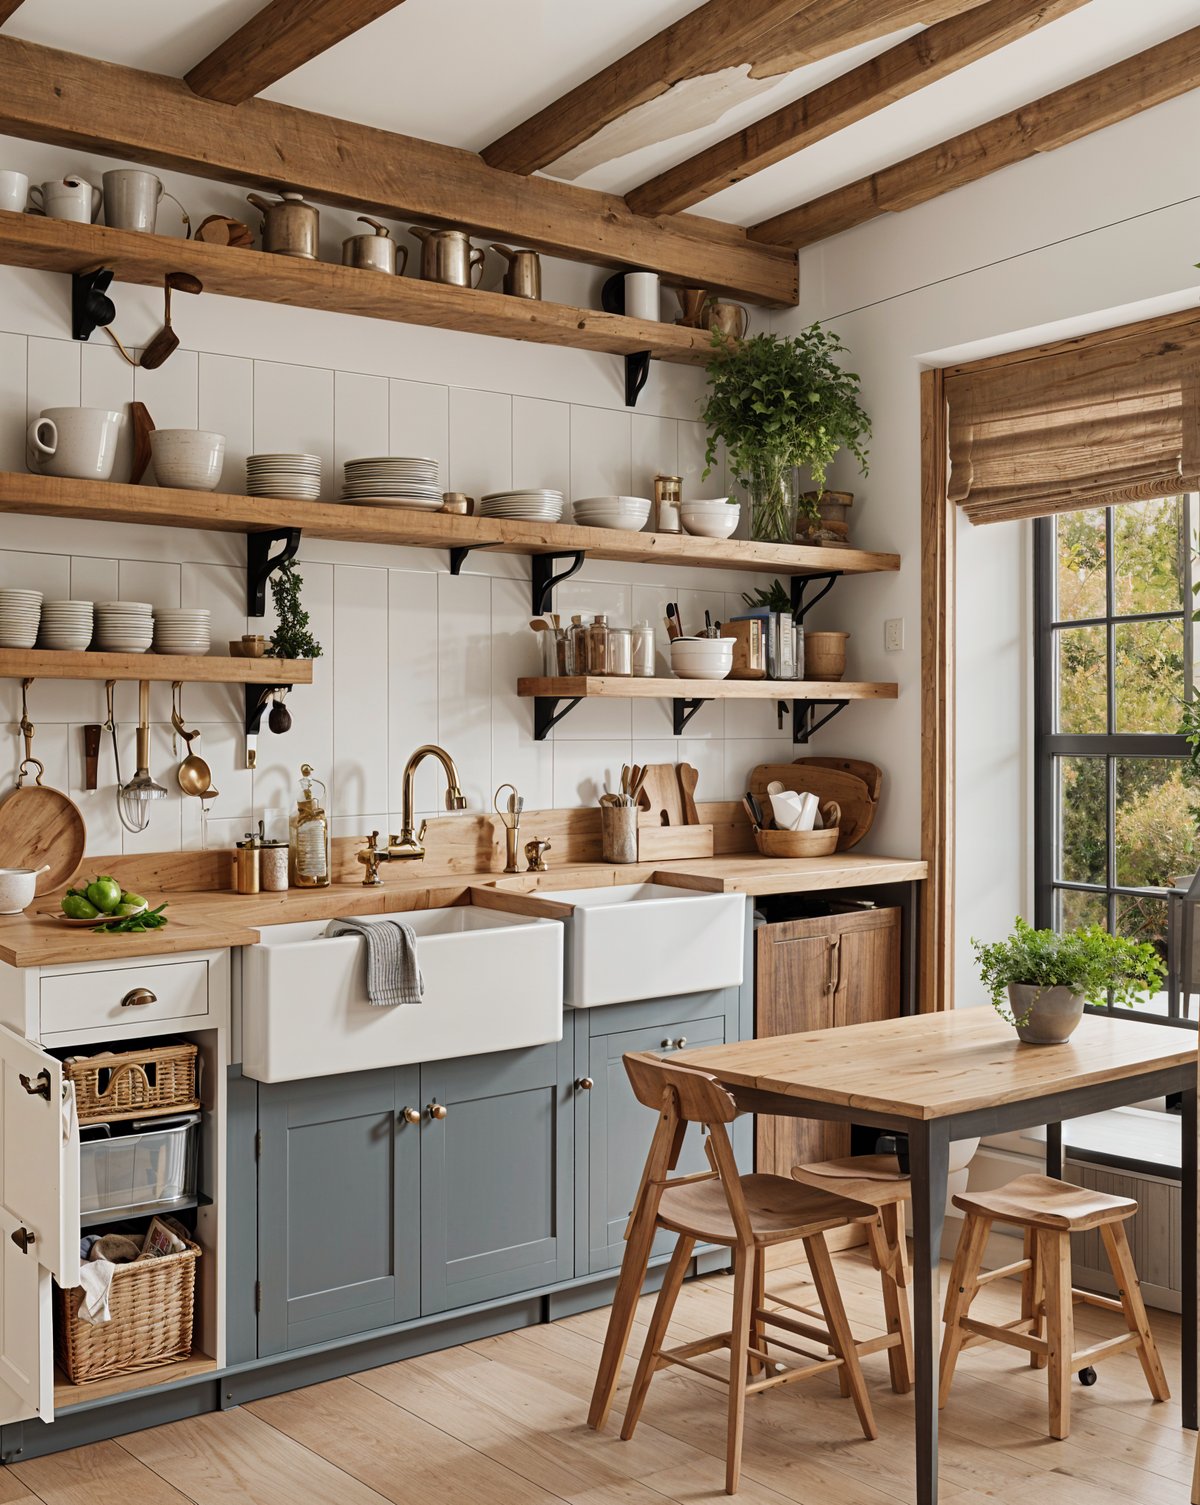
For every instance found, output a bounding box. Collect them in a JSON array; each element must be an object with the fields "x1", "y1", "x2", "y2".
[{"x1": 749, "y1": 764, "x2": 877, "y2": 850}]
